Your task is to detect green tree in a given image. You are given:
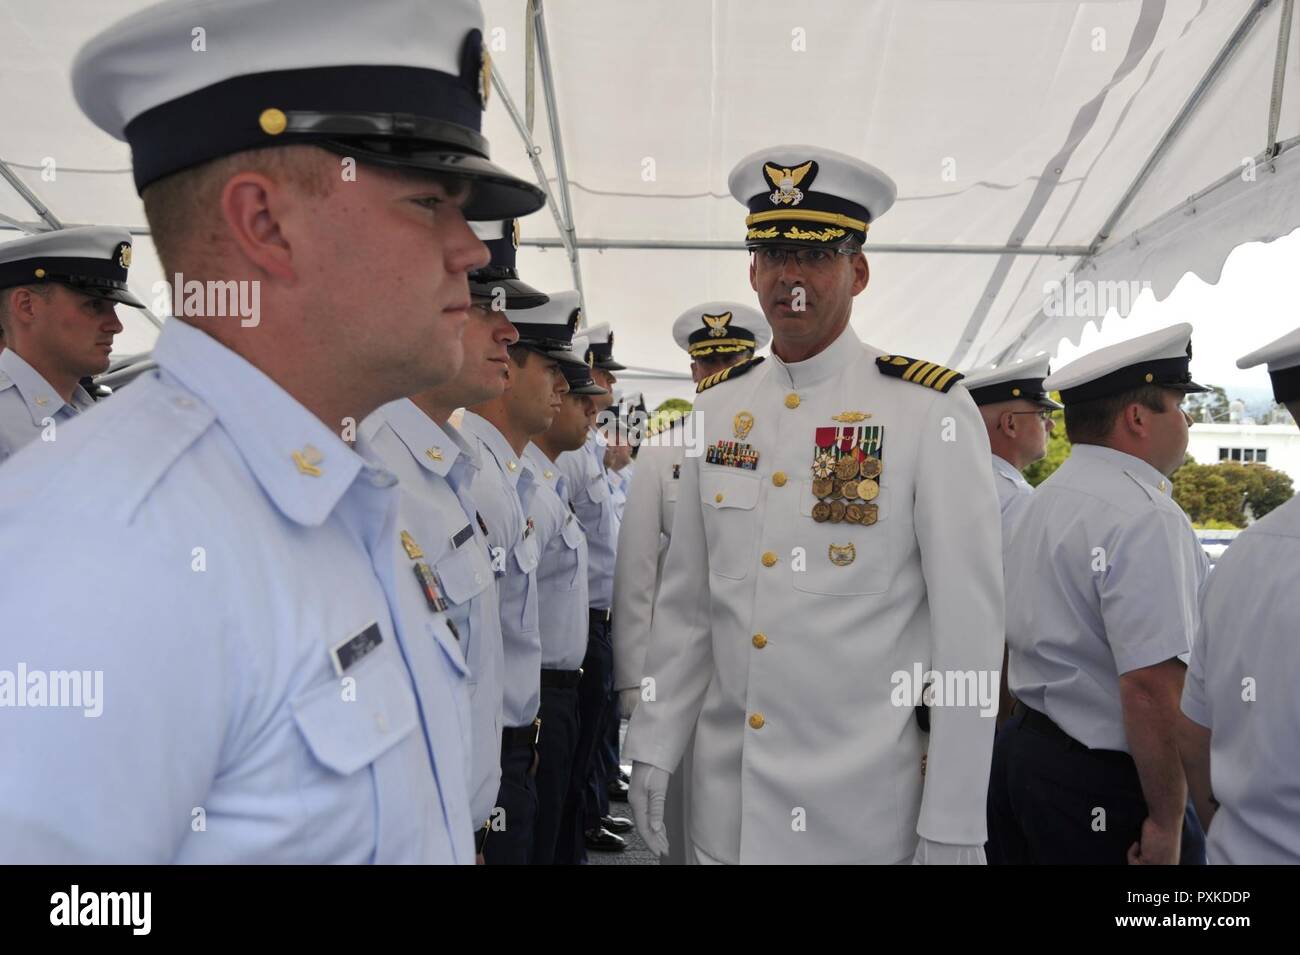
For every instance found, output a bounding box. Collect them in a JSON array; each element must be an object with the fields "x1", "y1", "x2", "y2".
[
  {"x1": 1023, "y1": 407, "x2": 1070, "y2": 487},
  {"x1": 1185, "y1": 385, "x2": 1229, "y2": 424},
  {"x1": 649, "y1": 397, "x2": 693, "y2": 434},
  {"x1": 1172, "y1": 460, "x2": 1244, "y2": 526}
]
